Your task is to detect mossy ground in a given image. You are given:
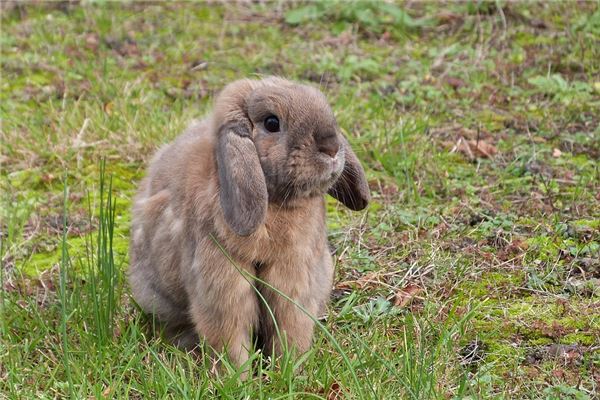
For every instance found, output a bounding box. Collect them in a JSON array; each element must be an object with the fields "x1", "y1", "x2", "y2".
[{"x1": 1, "y1": 2, "x2": 599, "y2": 399}]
